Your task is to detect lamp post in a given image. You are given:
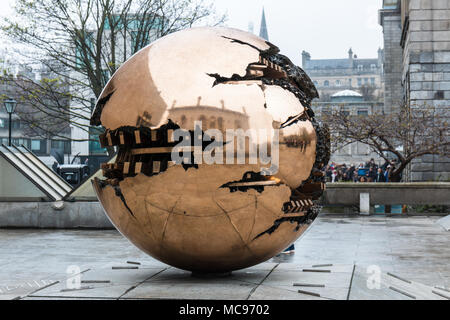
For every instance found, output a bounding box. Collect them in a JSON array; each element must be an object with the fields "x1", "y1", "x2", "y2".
[{"x1": 3, "y1": 99, "x2": 17, "y2": 146}]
